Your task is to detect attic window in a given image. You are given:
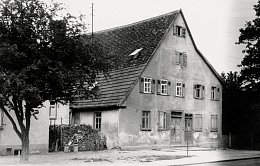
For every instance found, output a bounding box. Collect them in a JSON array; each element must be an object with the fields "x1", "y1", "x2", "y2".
[{"x1": 129, "y1": 48, "x2": 143, "y2": 59}]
